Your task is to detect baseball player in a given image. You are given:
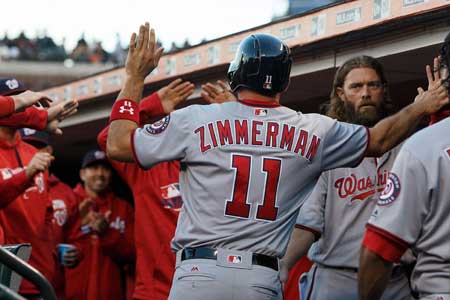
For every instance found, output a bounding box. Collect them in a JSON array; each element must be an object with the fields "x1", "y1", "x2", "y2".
[
  {"x1": 20, "y1": 129, "x2": 81, "y2": 300},
  {"x1": 358, "y1": 34, "x2": 450, "y2": 300},
  {"x1": 106, "y1": 23, "x2": 448, "y2": 300},
  {"x1": 282, "y1": 56, "x2": 412, "y2": 300},
  {"x1": 97, "y1": 78, "x2": 193, "y2": 300},
  {"x1": 0, "y1": 78, "x2": 77, "y2": 299},
  {"x1": 64, "y1": 149, "x2": 135, "y2": 300}
]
